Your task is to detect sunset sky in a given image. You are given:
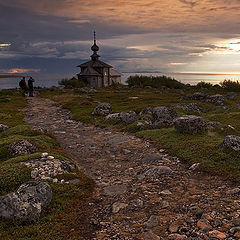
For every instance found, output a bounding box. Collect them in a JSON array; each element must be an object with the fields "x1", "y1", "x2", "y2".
[{"x1": 1, "y1": 0, "x2": 240, "y2": 83}]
